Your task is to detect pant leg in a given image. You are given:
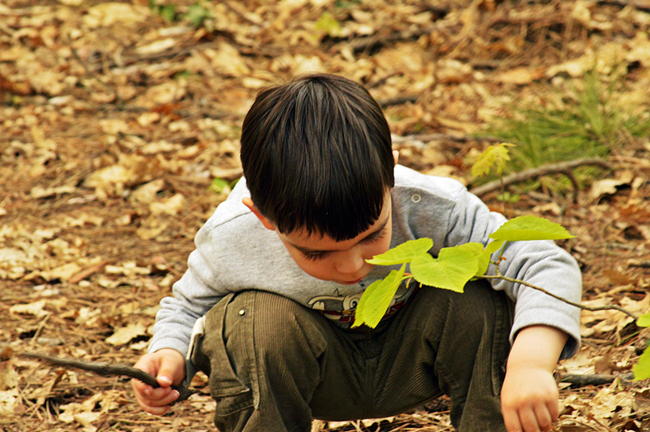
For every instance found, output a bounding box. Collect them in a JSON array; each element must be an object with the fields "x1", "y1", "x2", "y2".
[
  {"x1": 371, "y1": 280, "x2": 513, "y2": 431},
  {"x1": 192, "y1": 290, "x2": 372, "y2": 432}
]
